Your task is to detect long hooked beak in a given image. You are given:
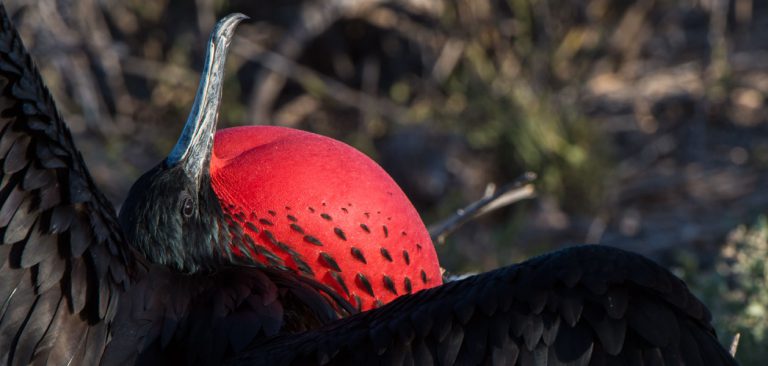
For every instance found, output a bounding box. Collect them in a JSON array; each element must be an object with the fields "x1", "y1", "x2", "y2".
[{"x1": 166, "y1": 13, "x2": 248, "y2": 182}]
